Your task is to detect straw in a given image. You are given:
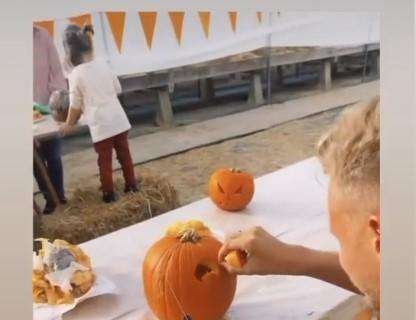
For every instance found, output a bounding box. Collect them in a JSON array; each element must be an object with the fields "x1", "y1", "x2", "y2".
[{"x1": 40, "y1": 175, "x2": 179, "y2": 244}]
